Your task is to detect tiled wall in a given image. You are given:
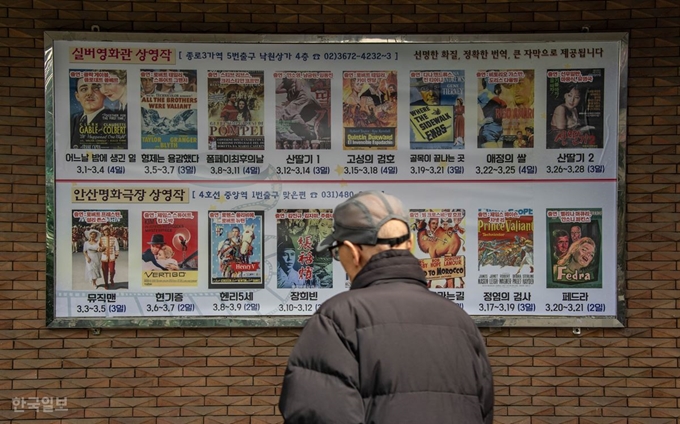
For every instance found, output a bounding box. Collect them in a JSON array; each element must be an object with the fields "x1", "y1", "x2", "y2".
[{"x1": 1, "y1": 0, "x2": 679, "y2": 422}]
